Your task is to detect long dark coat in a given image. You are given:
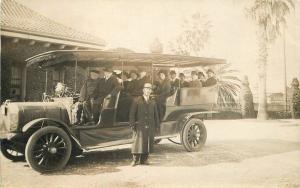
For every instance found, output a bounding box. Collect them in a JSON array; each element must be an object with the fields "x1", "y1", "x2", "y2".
[
  {"x1": 170, "y1": 78, "x2": 180, "y2": 95},
  {"x1": 79, "y1": 78, "x2": 102, "y2": 102},
  {"x1": 203, "y1": 77, "x2": 217, "y2": 87},
  {"x1": 170, "y1": 78, "x2": 180, "y2": 88},
  {"x1": 127, "y1": 79, "x2": 140, "y2": 96},
  {"x1": 179, "y1": 80, "x2": 189, "y2": 88},
  {"x1": 155, "y1": 79, "x2": 171, "y2": 104},
  {"x1": 189, "y1": 80, "x2": 202, "y2": 88},
  {"x1": 129, "y1": 96, "x2": 160, "y2": 154},
  {"x1": 98, "y1": 75, "x2": 123, "y2": 97}
]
